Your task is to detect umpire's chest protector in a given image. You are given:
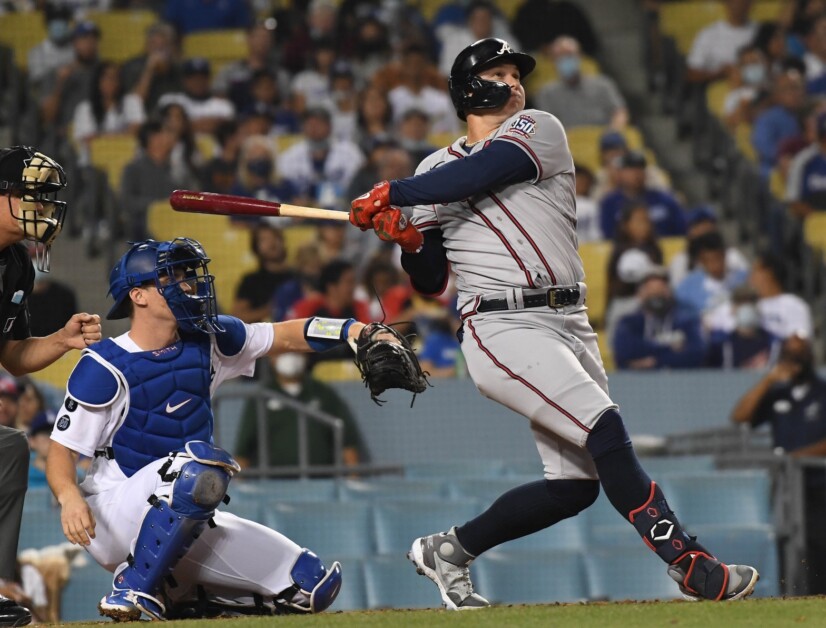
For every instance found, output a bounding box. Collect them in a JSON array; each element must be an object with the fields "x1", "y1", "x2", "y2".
[{"x1": 90, "y1": 337, "x2": 214, "y2": 477}]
